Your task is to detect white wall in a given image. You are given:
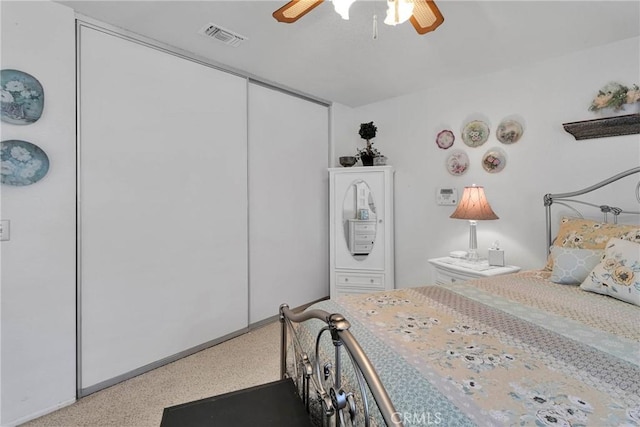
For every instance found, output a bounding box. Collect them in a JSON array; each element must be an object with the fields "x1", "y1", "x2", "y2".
[
  {"x1": 0, "y1": 1, "x2": 76, "y2": 425},
  {"x1": 330, "y1": 103, "x2": 356, "y2": 168},
  {"x1": 334, "y1": 36, "x2": 640, "y2": 287}
]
